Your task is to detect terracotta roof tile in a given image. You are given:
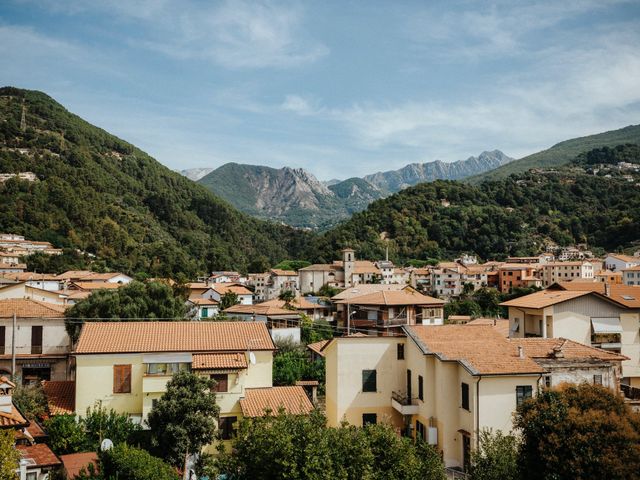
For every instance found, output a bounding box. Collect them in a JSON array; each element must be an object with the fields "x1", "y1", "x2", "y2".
[
  {"x1": 509, "y1": 338, "x2": 628, "y2": 361},
  {"x1": 306, "y1": 340, "x2": 330, "y2": 357},
  {"x1": 191, "y1": 352, "x2": 248, "y2": 370},
  {"x1": 335, "y1": 289, "x2": 444, "y2": 306},
  {"x1": 270, "y1": 269, "x2": 297, "y2": 276},
  {"x1": 17, "y1": 443, "x2": 61, "y2": 467},
  {"x1": 331, "y1": 284, "x2": 407, "y2": 301},
  {"x1": 240, "y1": 386, "x2": 314, "y2": 417},
  {"x1": 259, "y1": 297, "x2": 320, "y2": 310},
  {"x1": 405, "y1": 325, "x2": 545, "y2": 375},
  {"x1": 0, "y1": 299, "x2": 66, "y2": 318},
  {"x1": 188, "y1": 298, "x2": 219, "y2": 306},
  {"x1": 75, "y1": 321, "x2": 276, "y2": 354},
  {"x1": 224, "y1": 304, "x2": 301, "y2": 317},
  {"x1": 0, "y1": 401, "x2": 28, "y2": 428},
  {"x1": 466, "y1": 318, "x2": 510, "y2": 338},
  {"x1": 60, "y1": 452, "x2": 99, "y2": 479},
  {"x1": 554, "y1": 283, "x2": 640, "y2": 308},
  {"x1": 42, "y1": 381, "x2": 75, "y2": 415},
  {"x1": 212, "y1": 283, "x2": 253, "y2": 296},
  {"x1": 69, "y1": 282, "x2": 121, "y2": 291},
  {"x1": 499, "y1": 290, "x2": 590, "y2": 309}
]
